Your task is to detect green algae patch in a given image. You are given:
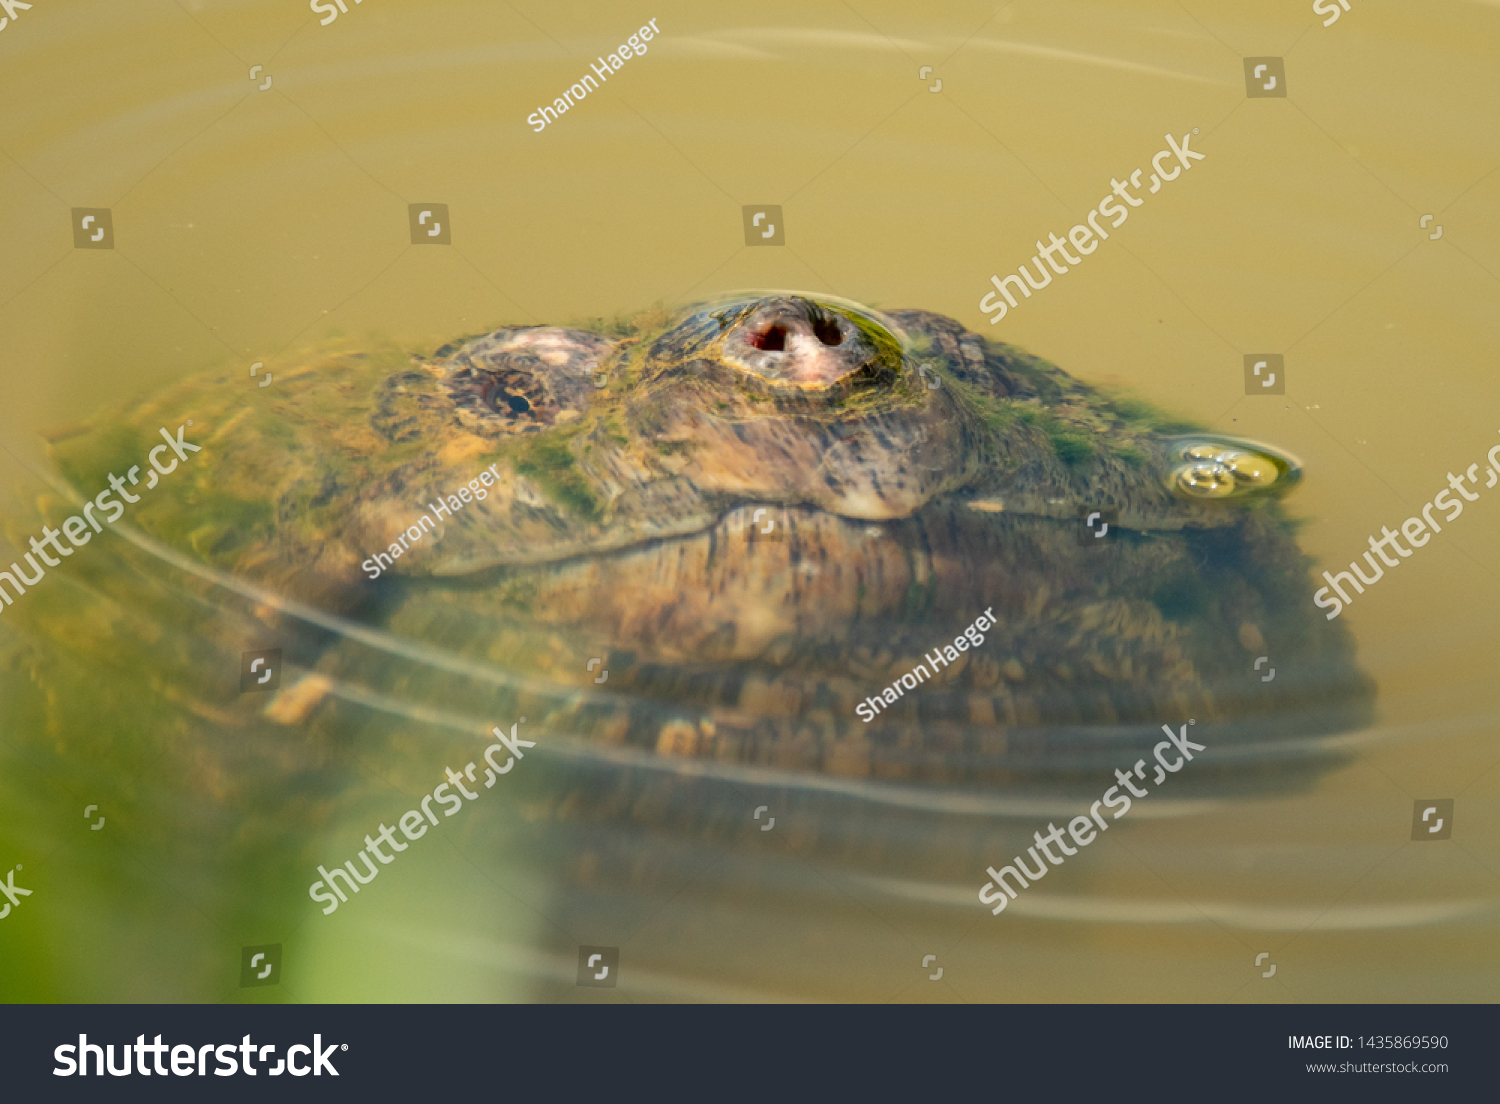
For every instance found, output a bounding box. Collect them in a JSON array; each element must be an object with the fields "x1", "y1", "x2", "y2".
[
  {"x1": 511, "y1": 430, "x2": 601, "y2": 521},
  {"x1": 1047, "y1": 427, "x2": 1096, "y2": 466}
]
